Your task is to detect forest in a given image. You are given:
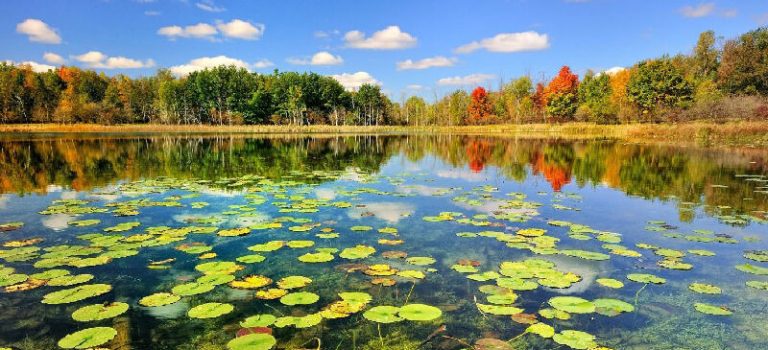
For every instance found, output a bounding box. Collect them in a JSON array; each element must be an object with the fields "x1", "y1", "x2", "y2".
[{"x1": 0, "y1": 27, "x2": 767, "y2": 126}]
